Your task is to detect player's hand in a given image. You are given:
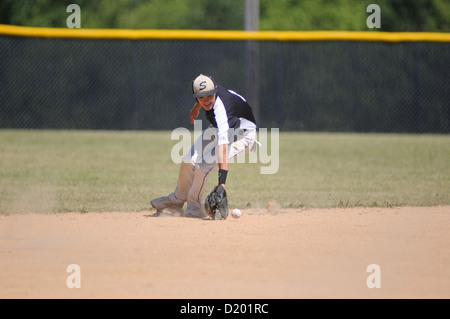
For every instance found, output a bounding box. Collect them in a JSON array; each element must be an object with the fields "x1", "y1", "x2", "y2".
[{"x1": 189, "y1": 103, "x2": 201, "y2": 124}]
